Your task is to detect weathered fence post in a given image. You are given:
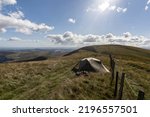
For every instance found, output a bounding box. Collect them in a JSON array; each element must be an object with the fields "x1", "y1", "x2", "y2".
[
  {"x1": 109, "y1": 54, "x2": 115, "y2": 85},
  {"x1": 109, "y1": 54, "x2": 113, "y2": 66},
  {"x1": 118, "y1": 73, "x2": 125, "y2": 100},
  {"x1": 137, "y1": 90, "x2": 145, "y2": 100},
  {"x1": 114, "y1": 71, "x2": 119, "y2": 98},
  {"x1": 111, "y1": 60, "x2": 115, "y2": 83}
]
